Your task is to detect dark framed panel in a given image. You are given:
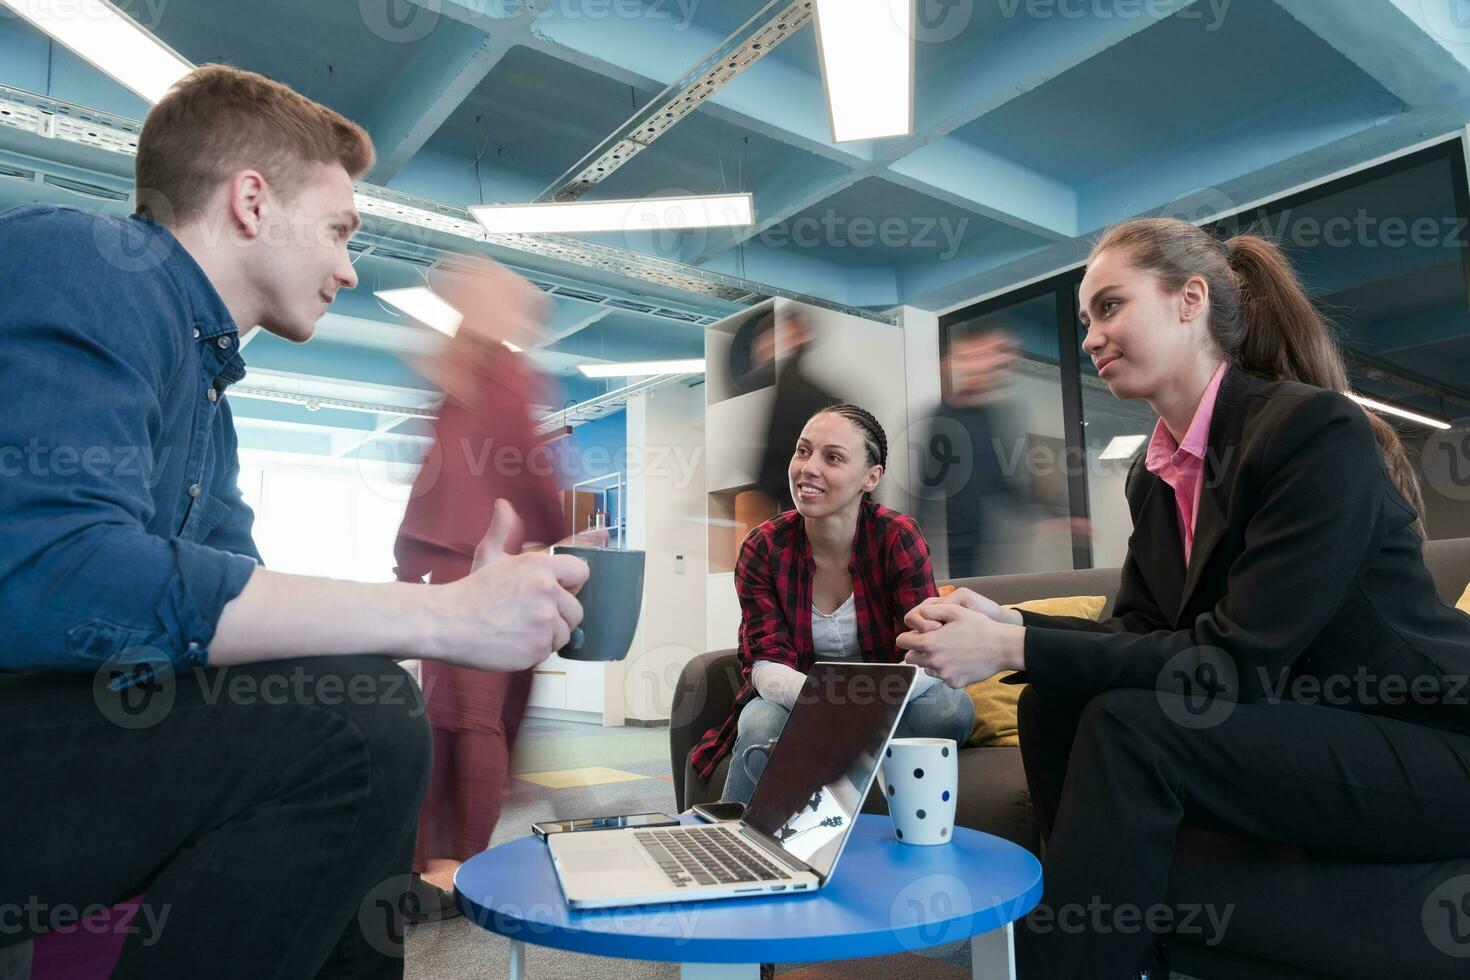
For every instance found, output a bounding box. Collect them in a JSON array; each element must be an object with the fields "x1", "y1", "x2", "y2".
[{"x1": 938, "y1": 269, "x2": 1091, "y2": 573}]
